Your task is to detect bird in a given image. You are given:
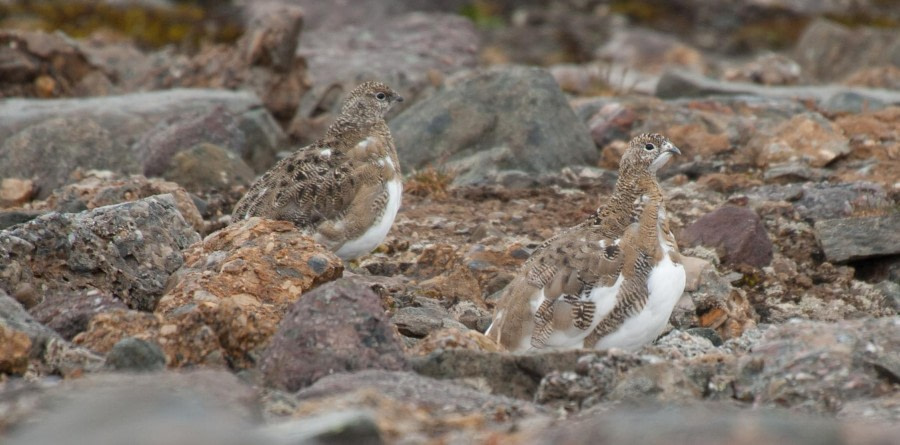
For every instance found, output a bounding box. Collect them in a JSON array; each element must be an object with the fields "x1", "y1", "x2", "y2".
[
  {"x1": 485, "y1": 133, "x2": 685, "y2": 352},
  {"x1": 232, "y1": 81, "x2": 404, "y2": 260}
]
